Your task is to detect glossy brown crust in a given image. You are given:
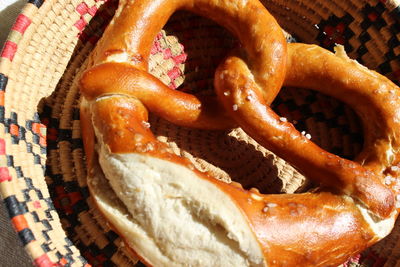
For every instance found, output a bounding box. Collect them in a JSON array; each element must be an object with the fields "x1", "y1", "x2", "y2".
[
  {"x1": 221, "y1": 188, "x2": 377, "y2": 267},
  {"x1": 214, "y1": 53, "x2": 395, "y2": 218},
  {"x1": 88, "y1": 96, "x2": 204, "y2": 164}
]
